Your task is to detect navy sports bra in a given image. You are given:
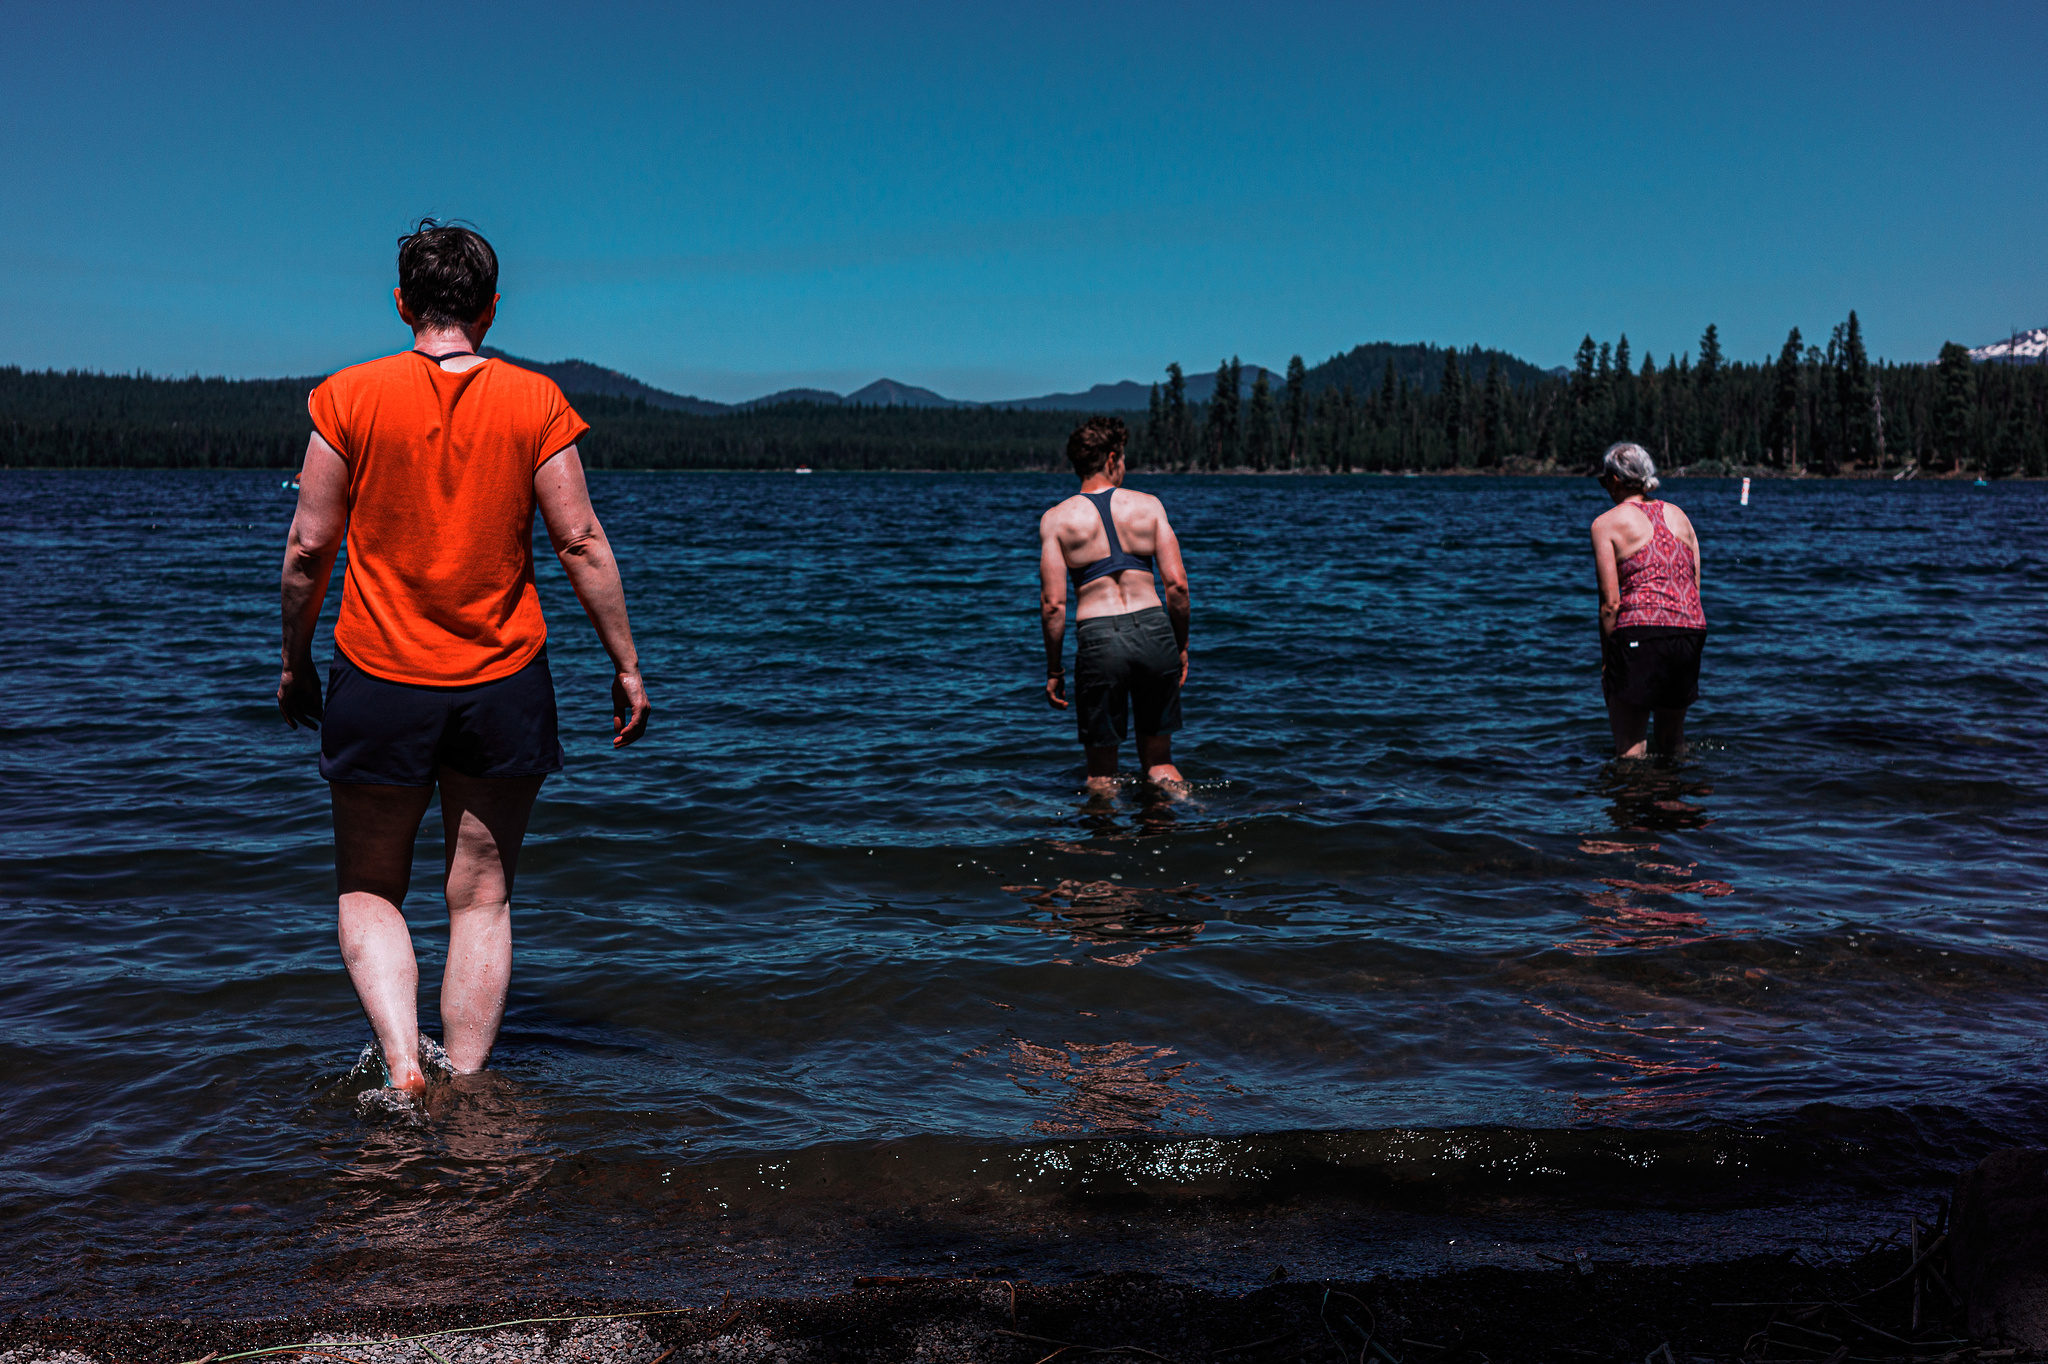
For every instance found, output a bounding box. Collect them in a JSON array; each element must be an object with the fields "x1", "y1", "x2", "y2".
[{"x1": 1076, "y1": 489, "x2": 1155, "y2": 586}]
